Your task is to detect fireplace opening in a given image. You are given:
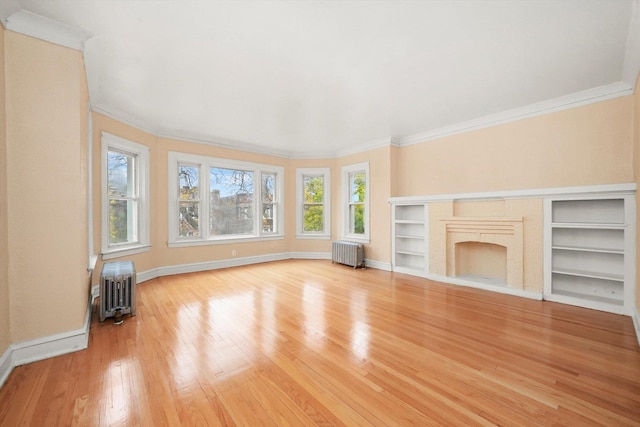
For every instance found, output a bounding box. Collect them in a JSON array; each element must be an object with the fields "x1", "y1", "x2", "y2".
[{"x1": 455, "y1": 241, "x2": 507, "y2": 286}]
